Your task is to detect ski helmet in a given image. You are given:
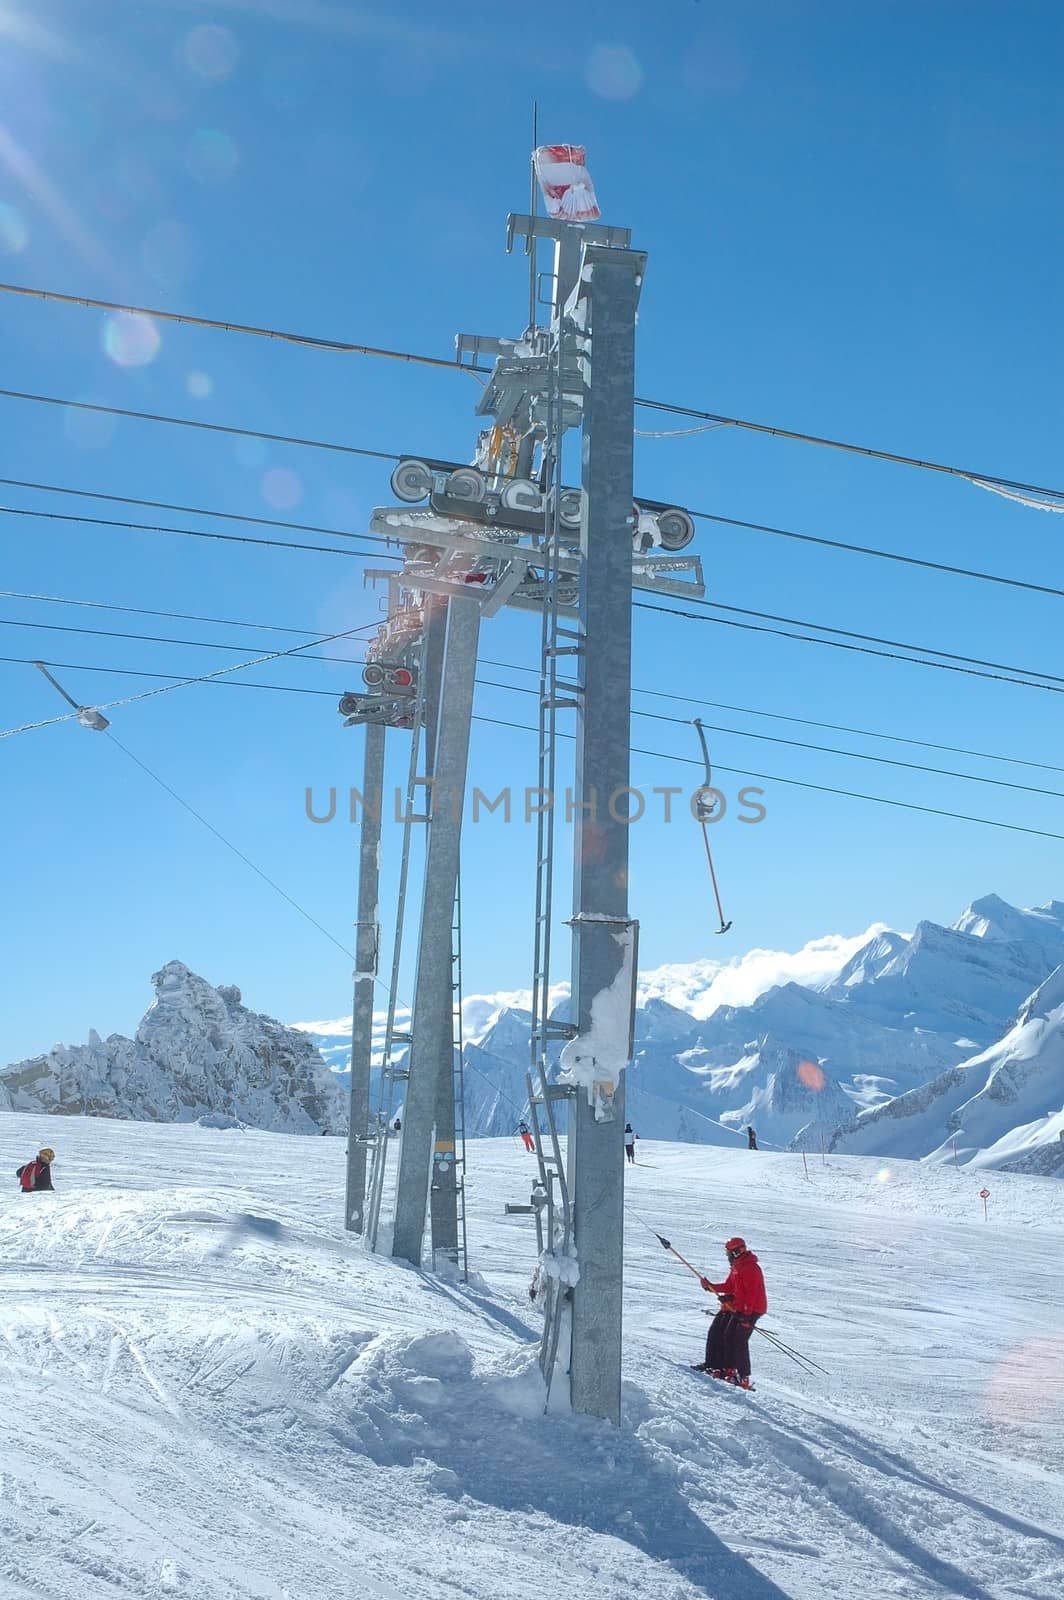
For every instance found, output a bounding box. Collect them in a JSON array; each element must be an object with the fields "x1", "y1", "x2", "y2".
[
  {"x1": 39, "y1": 1148, "x2": 55, "y2": 1162},
  {"x1": 724, "y1": 1236, "x2": 746, "y2": 1258}
]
